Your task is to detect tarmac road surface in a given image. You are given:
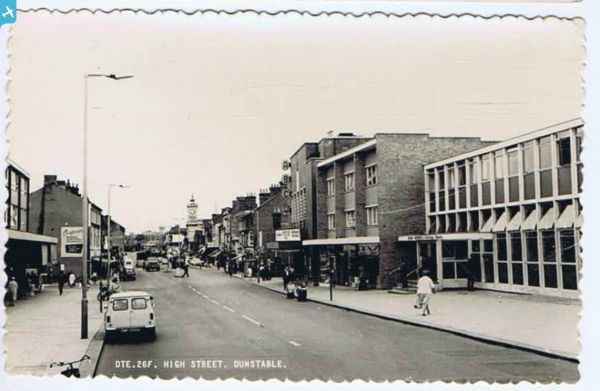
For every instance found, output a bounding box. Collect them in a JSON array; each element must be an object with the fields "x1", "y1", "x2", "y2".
[{"x1": 95, "y1": 266, "x2": 579, "y2": 382}]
